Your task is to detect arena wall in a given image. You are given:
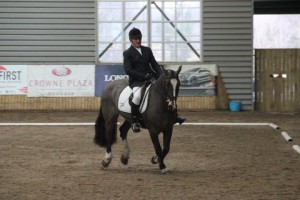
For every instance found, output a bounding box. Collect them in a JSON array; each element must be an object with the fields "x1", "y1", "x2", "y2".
[{"x1": 0, "y1": 0, "x2": 251, "y2": 111}]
